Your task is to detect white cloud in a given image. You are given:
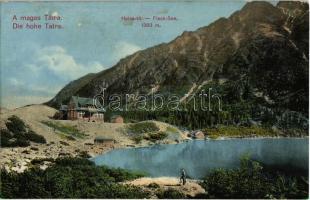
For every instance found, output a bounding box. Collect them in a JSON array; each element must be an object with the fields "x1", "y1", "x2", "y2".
[
  {"x1": 2, "y1": 45, "x2": 105, "y2": 109},
  {"x1": 4, "y1": 43, "x2": 142, "y2": 109},
  {"x1": 44, "y1": 10, "x2": 60, "y2": 17},
  {"x1": 112, "y1": 41, "x2": 142, "y2": 61},
  {"x1": 28, "y1": 45, "x2": 104, "y2": 79},
  {"x1": 5, "y1": 76, "x2": 62, "y2": 96},
  {"x1": 51, "y1": 11, "x2": 59, "y2": 17},
  {"x1": 8, "y1": 78, "x2": 22, "y2": 86}
]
